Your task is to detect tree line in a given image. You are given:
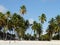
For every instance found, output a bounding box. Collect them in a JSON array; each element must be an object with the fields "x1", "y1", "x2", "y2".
[{"x1": 0, "y1": 5, "x2": 60, "y2": 41}]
